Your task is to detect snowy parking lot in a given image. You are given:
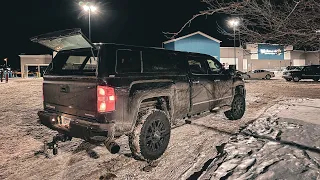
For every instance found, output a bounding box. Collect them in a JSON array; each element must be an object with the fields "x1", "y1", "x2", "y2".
[{"x1": 0, "y1": 78, "x2": 319, "y2": 180}]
